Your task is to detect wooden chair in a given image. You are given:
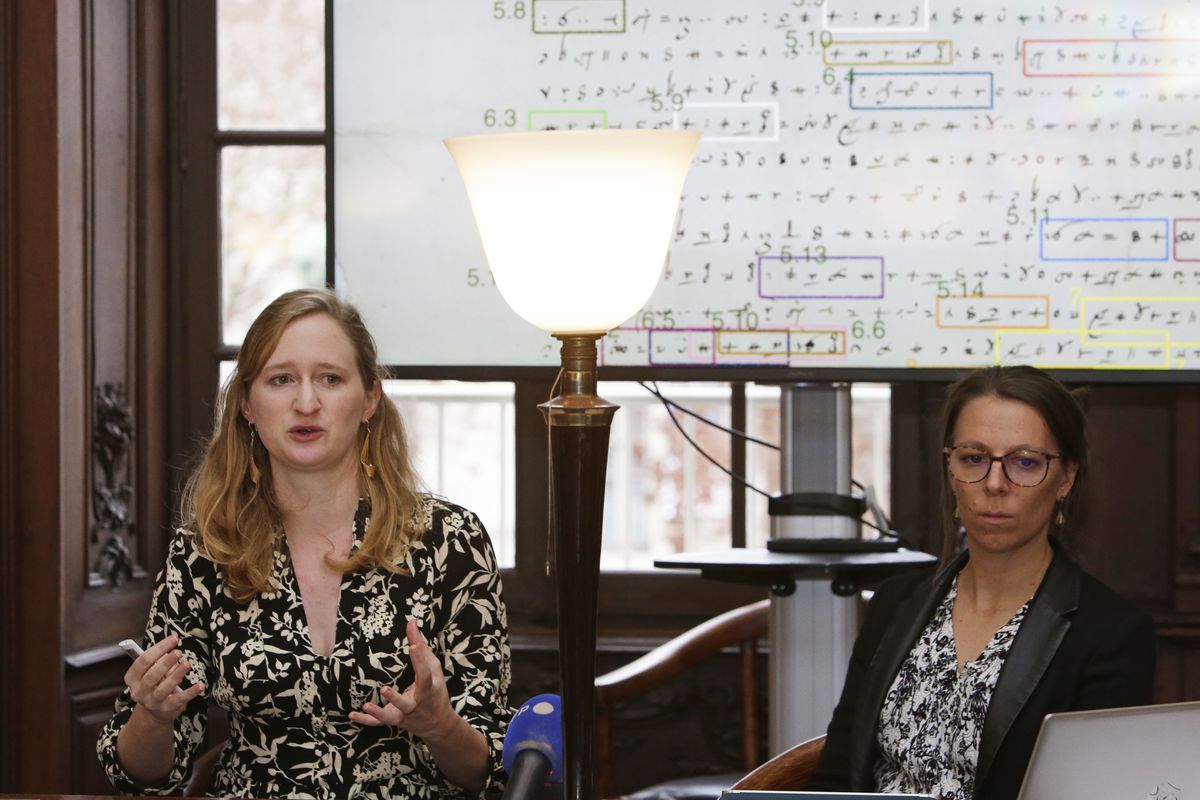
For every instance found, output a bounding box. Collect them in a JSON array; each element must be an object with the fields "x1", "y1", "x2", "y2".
[
  {"x1": 729, "y1": 734, "x2": 826, "y2": 792},
  {"x1": 594, "y1": 599, "x2": 769, "y2": 800}
]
